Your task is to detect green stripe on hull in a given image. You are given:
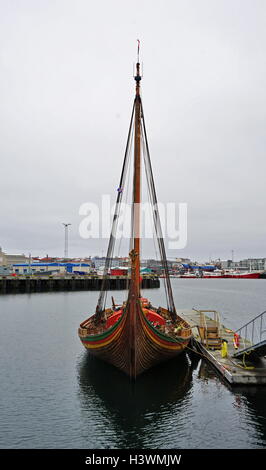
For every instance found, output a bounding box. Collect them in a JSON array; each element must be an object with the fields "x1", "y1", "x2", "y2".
[
  {"x1": 140, "y1": 307, "x2": 186, "y2": 344},
  {"x1": 81, "y1": 311, "x2": 124, "y2": 342}
]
